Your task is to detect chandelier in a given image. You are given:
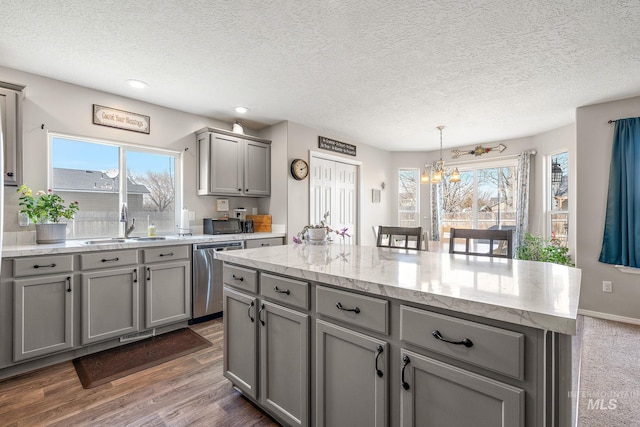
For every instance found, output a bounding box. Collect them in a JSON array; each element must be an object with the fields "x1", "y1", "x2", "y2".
[{"x1": 421, "y1": 126, "x2": 461, "y2": 184}]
